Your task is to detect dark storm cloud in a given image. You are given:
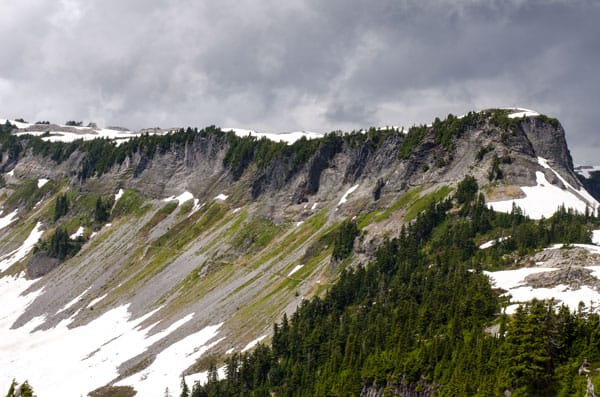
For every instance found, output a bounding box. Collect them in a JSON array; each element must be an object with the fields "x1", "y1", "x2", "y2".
[{"x1": 1, "y1": 0, "x2": 599, "y2": 162}]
